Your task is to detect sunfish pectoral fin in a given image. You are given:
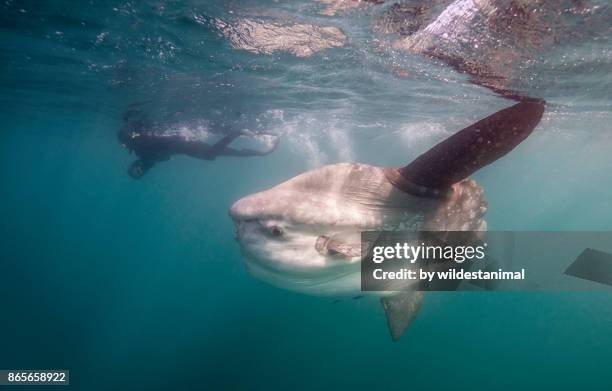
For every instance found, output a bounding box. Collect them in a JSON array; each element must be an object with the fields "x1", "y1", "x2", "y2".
[
  {"x1": 381, "y1": 291, "x2": 424, "y2": 341},
  {"x1": 392, "y1": 100, "x2": 545, "y2": 193},
  {"x1": 315, "y1": 235, "x2": 361, "y2": 259}
]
